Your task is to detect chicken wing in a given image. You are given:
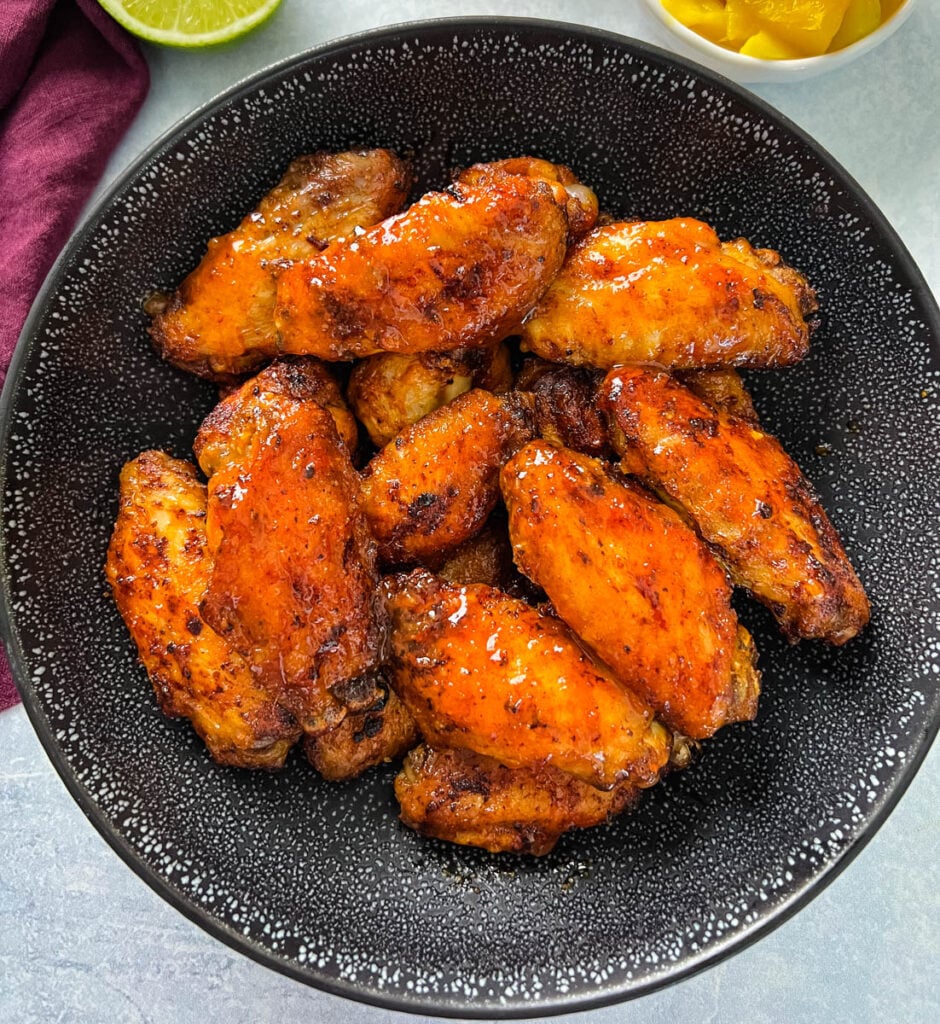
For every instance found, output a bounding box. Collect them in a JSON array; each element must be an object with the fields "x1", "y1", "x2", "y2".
[
  {"x1": 435, "y1": 514, "x2": 527, "y2": 594},
  {"x1": 600, "y1": 365, "x2": 870, "y2": 644},
  {"x1": 149, "y1": 149, "x2": 411, "y2": 380},
  {"x1": 395, "y1": 745, "x2": 639, "y2": 855},
  {"x1": 677, "y1": 367, "x2": 760, "y2": 425},
  {"x1": 520, "y1": 218, "x2": 818, "y2": 370},
  {"x1": 194, "y1": 359, "x2": 386, "y2": 735},
  {"x1": 359, "y1": 389, "x2": 534, "y2": 566},
  {"x1": 455, "y1": 156, "x2": 599, "y2": 239},
  {"x1": 105, "y1": 451, "x2": 300, "y2": 768},
  {"x1": 195, "y1": 357, "x2": 359, "y2": 469},
  {"x1": 274, "y1": 175, "x2": 568, "y2": 359},
  {"x1": 384, "y1": 569, "x2": 671, "y2": 790},
  {"x1": 501, "y1": 442, "x2": 760, "y2": 739},
  {"x1": 518, "y1": 362, "x2": 612, "y2": 458},
  {"x1": 347, "y1": 342, "x2": 512, "y2": 448},
  {"x1": 304, "y1": 676, "x2": 418, "y2": 781}
]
